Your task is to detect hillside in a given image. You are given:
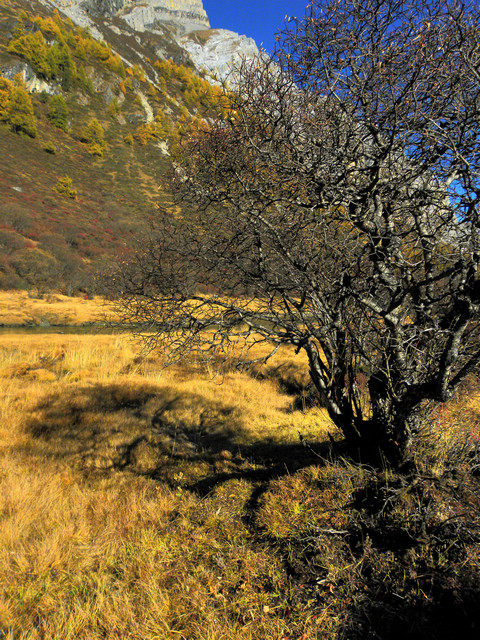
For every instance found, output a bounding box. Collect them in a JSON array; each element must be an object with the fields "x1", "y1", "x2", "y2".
[{"x1": 0, "y1": 0, "x2": 255, "y2": 294}]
